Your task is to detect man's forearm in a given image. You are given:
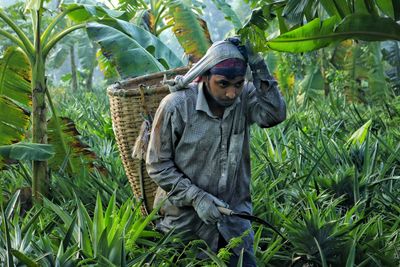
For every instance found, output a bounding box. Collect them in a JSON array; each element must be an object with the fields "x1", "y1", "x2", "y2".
[{"x1": 146, "y1": 160, "x2": 202, "y2": 207}]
